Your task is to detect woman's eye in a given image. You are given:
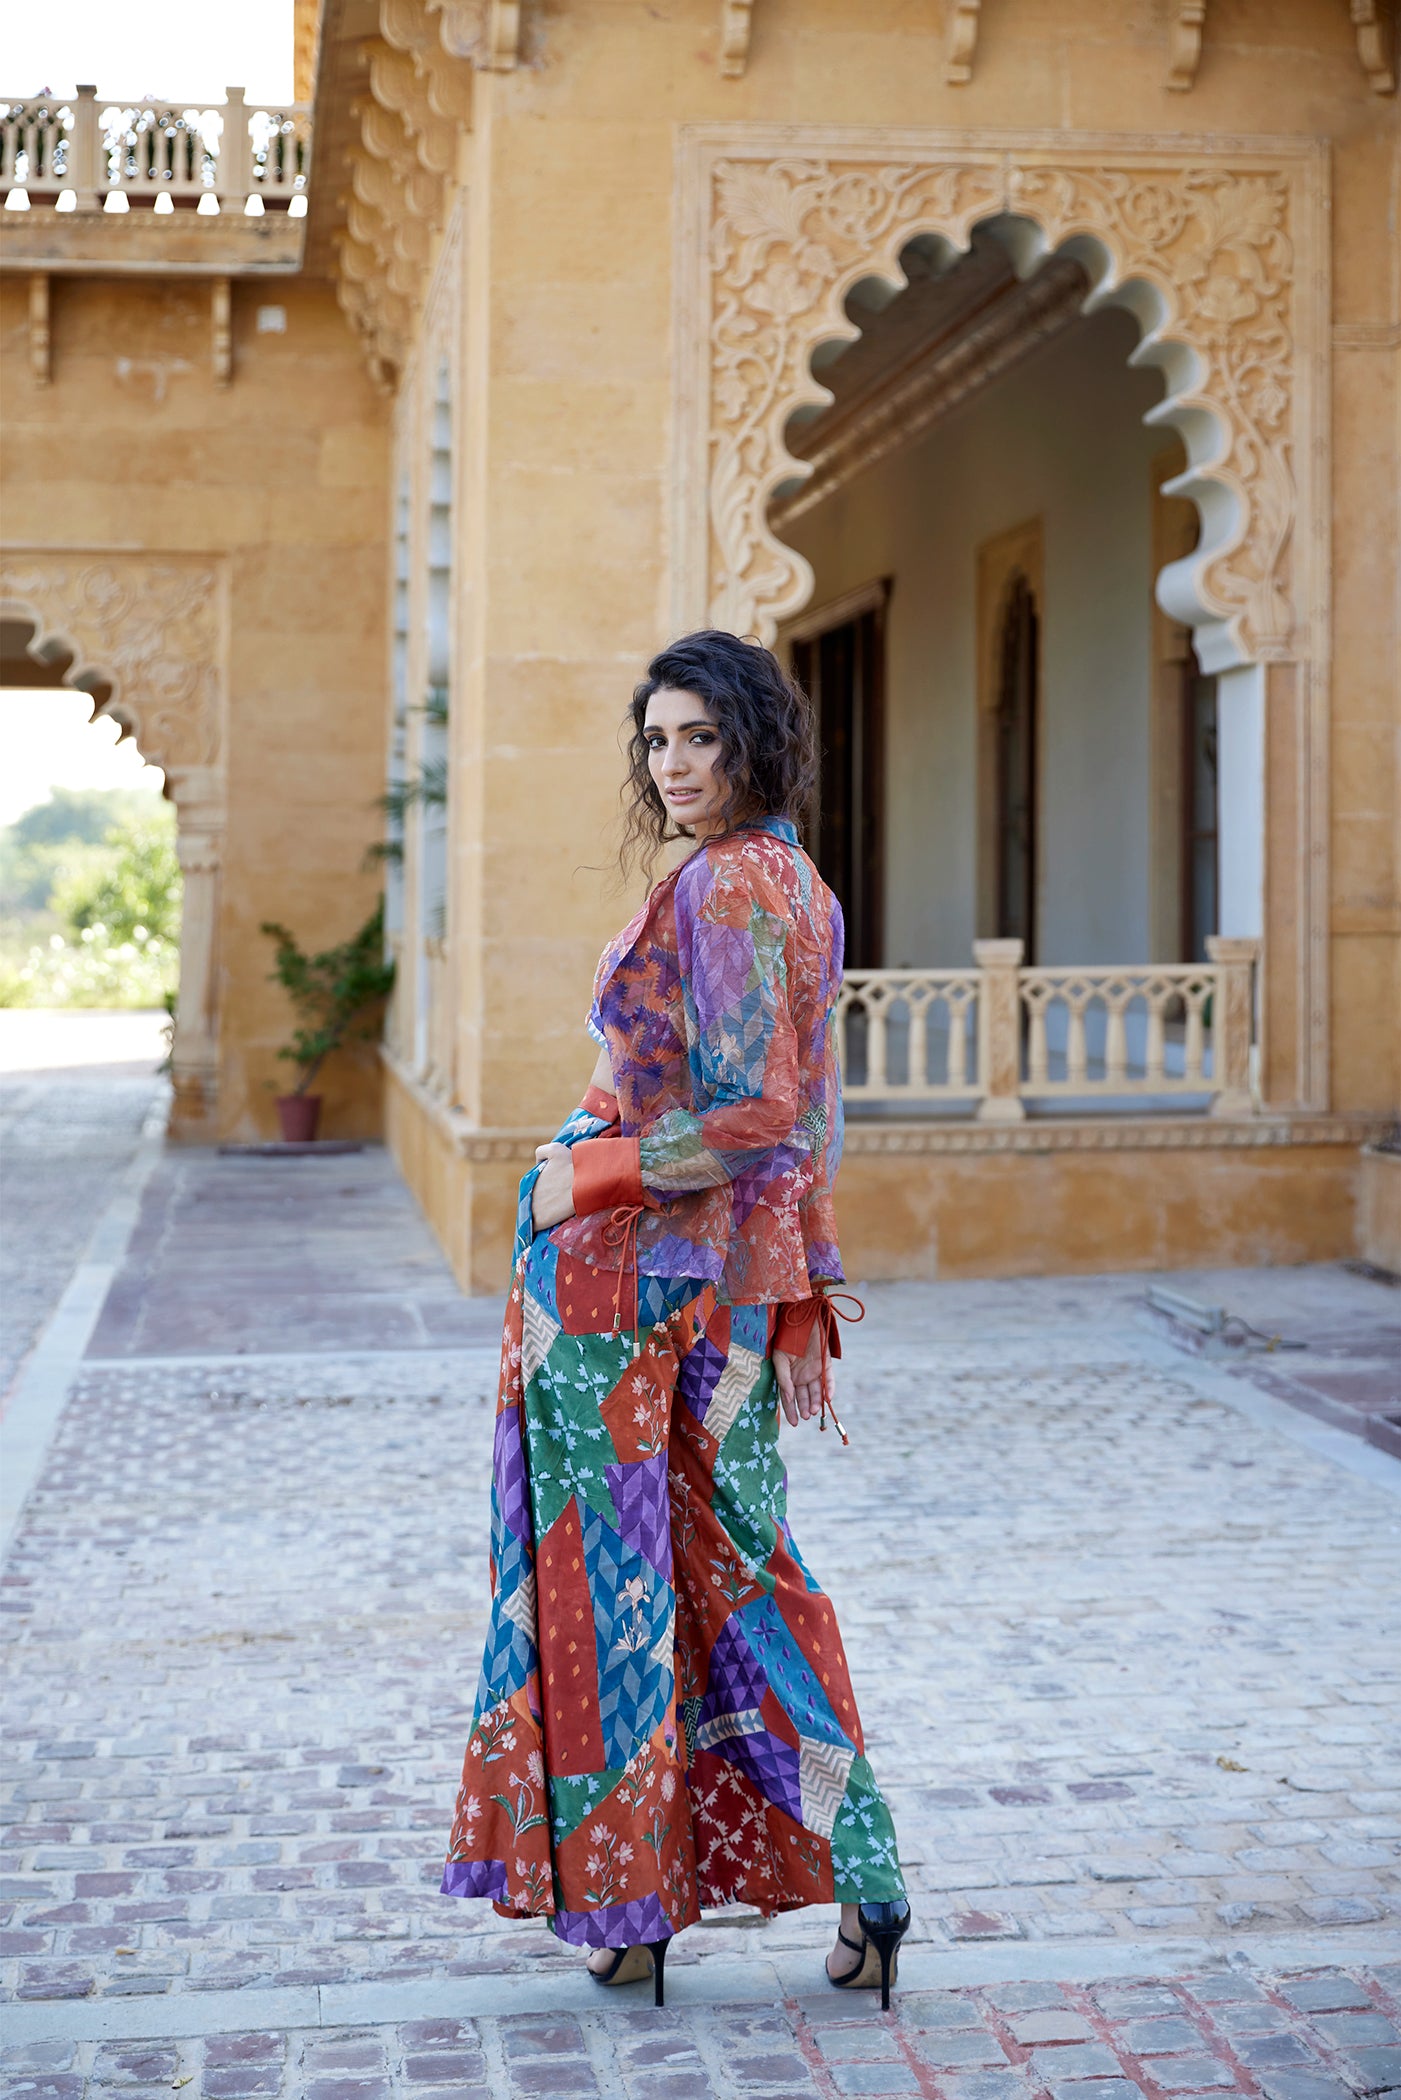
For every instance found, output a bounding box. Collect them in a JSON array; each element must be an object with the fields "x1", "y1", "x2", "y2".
[{"x1": 690, "y1": 732, "x2": 715, "y2": 746}]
